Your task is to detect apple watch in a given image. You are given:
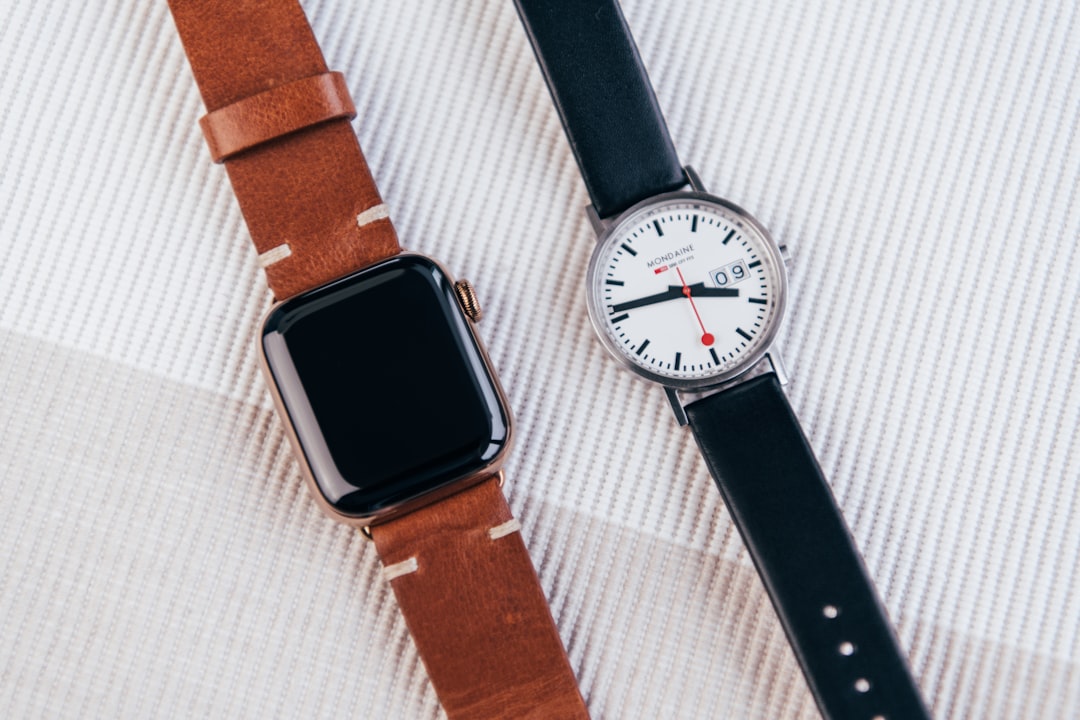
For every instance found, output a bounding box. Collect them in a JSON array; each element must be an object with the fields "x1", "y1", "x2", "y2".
[
  {"x1": 513, "y1": 1, "x2": 931, "y2": 718},
  {"x1": 166, "y1": 1, "x2": 589, "y2": 717}
]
